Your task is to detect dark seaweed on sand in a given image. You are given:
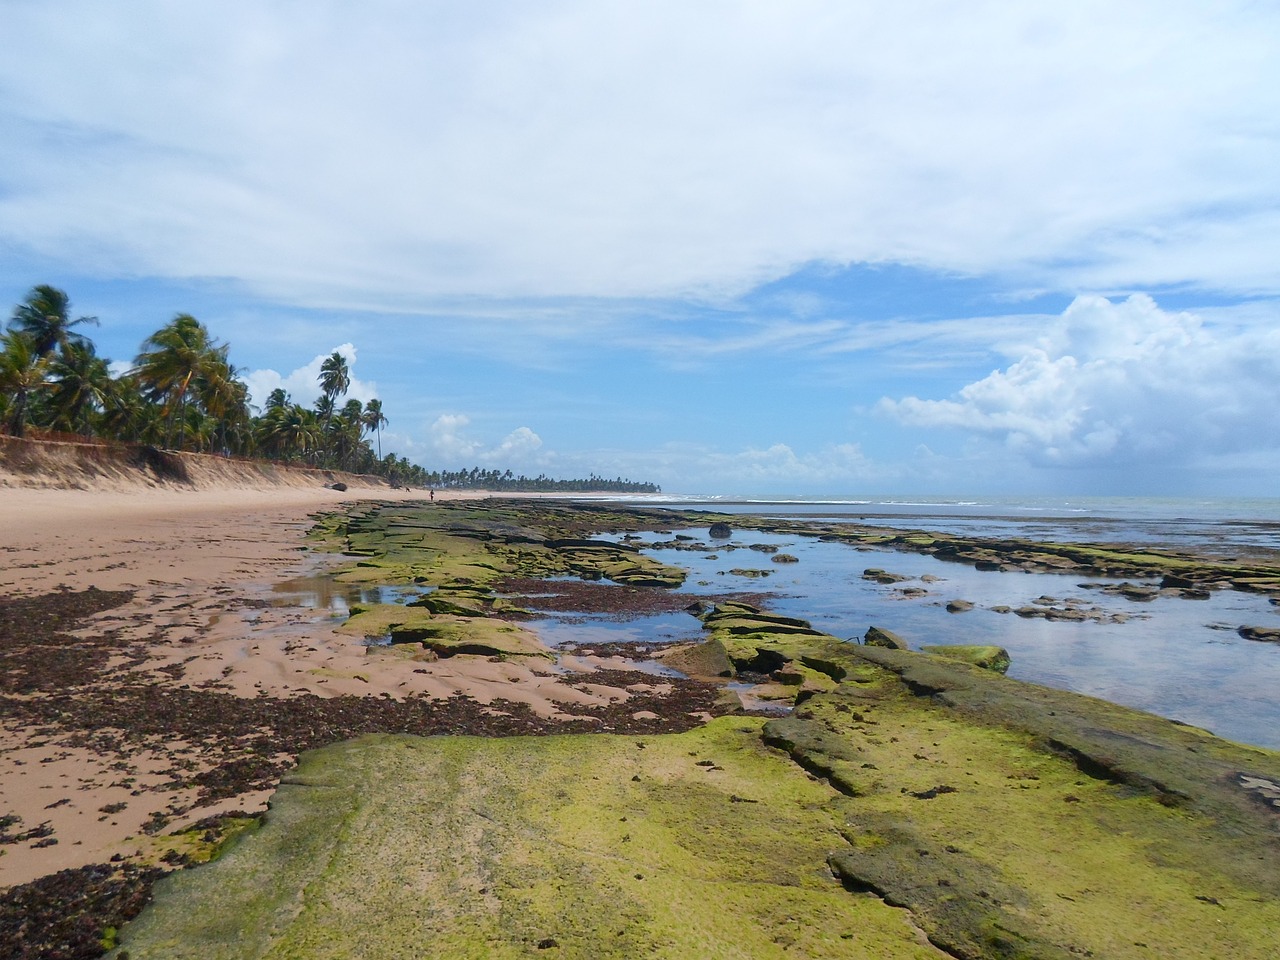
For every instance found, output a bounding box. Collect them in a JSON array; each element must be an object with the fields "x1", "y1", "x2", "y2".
[{"x1": 0, "y1": 586, "x2": 725, "y2": 959}]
